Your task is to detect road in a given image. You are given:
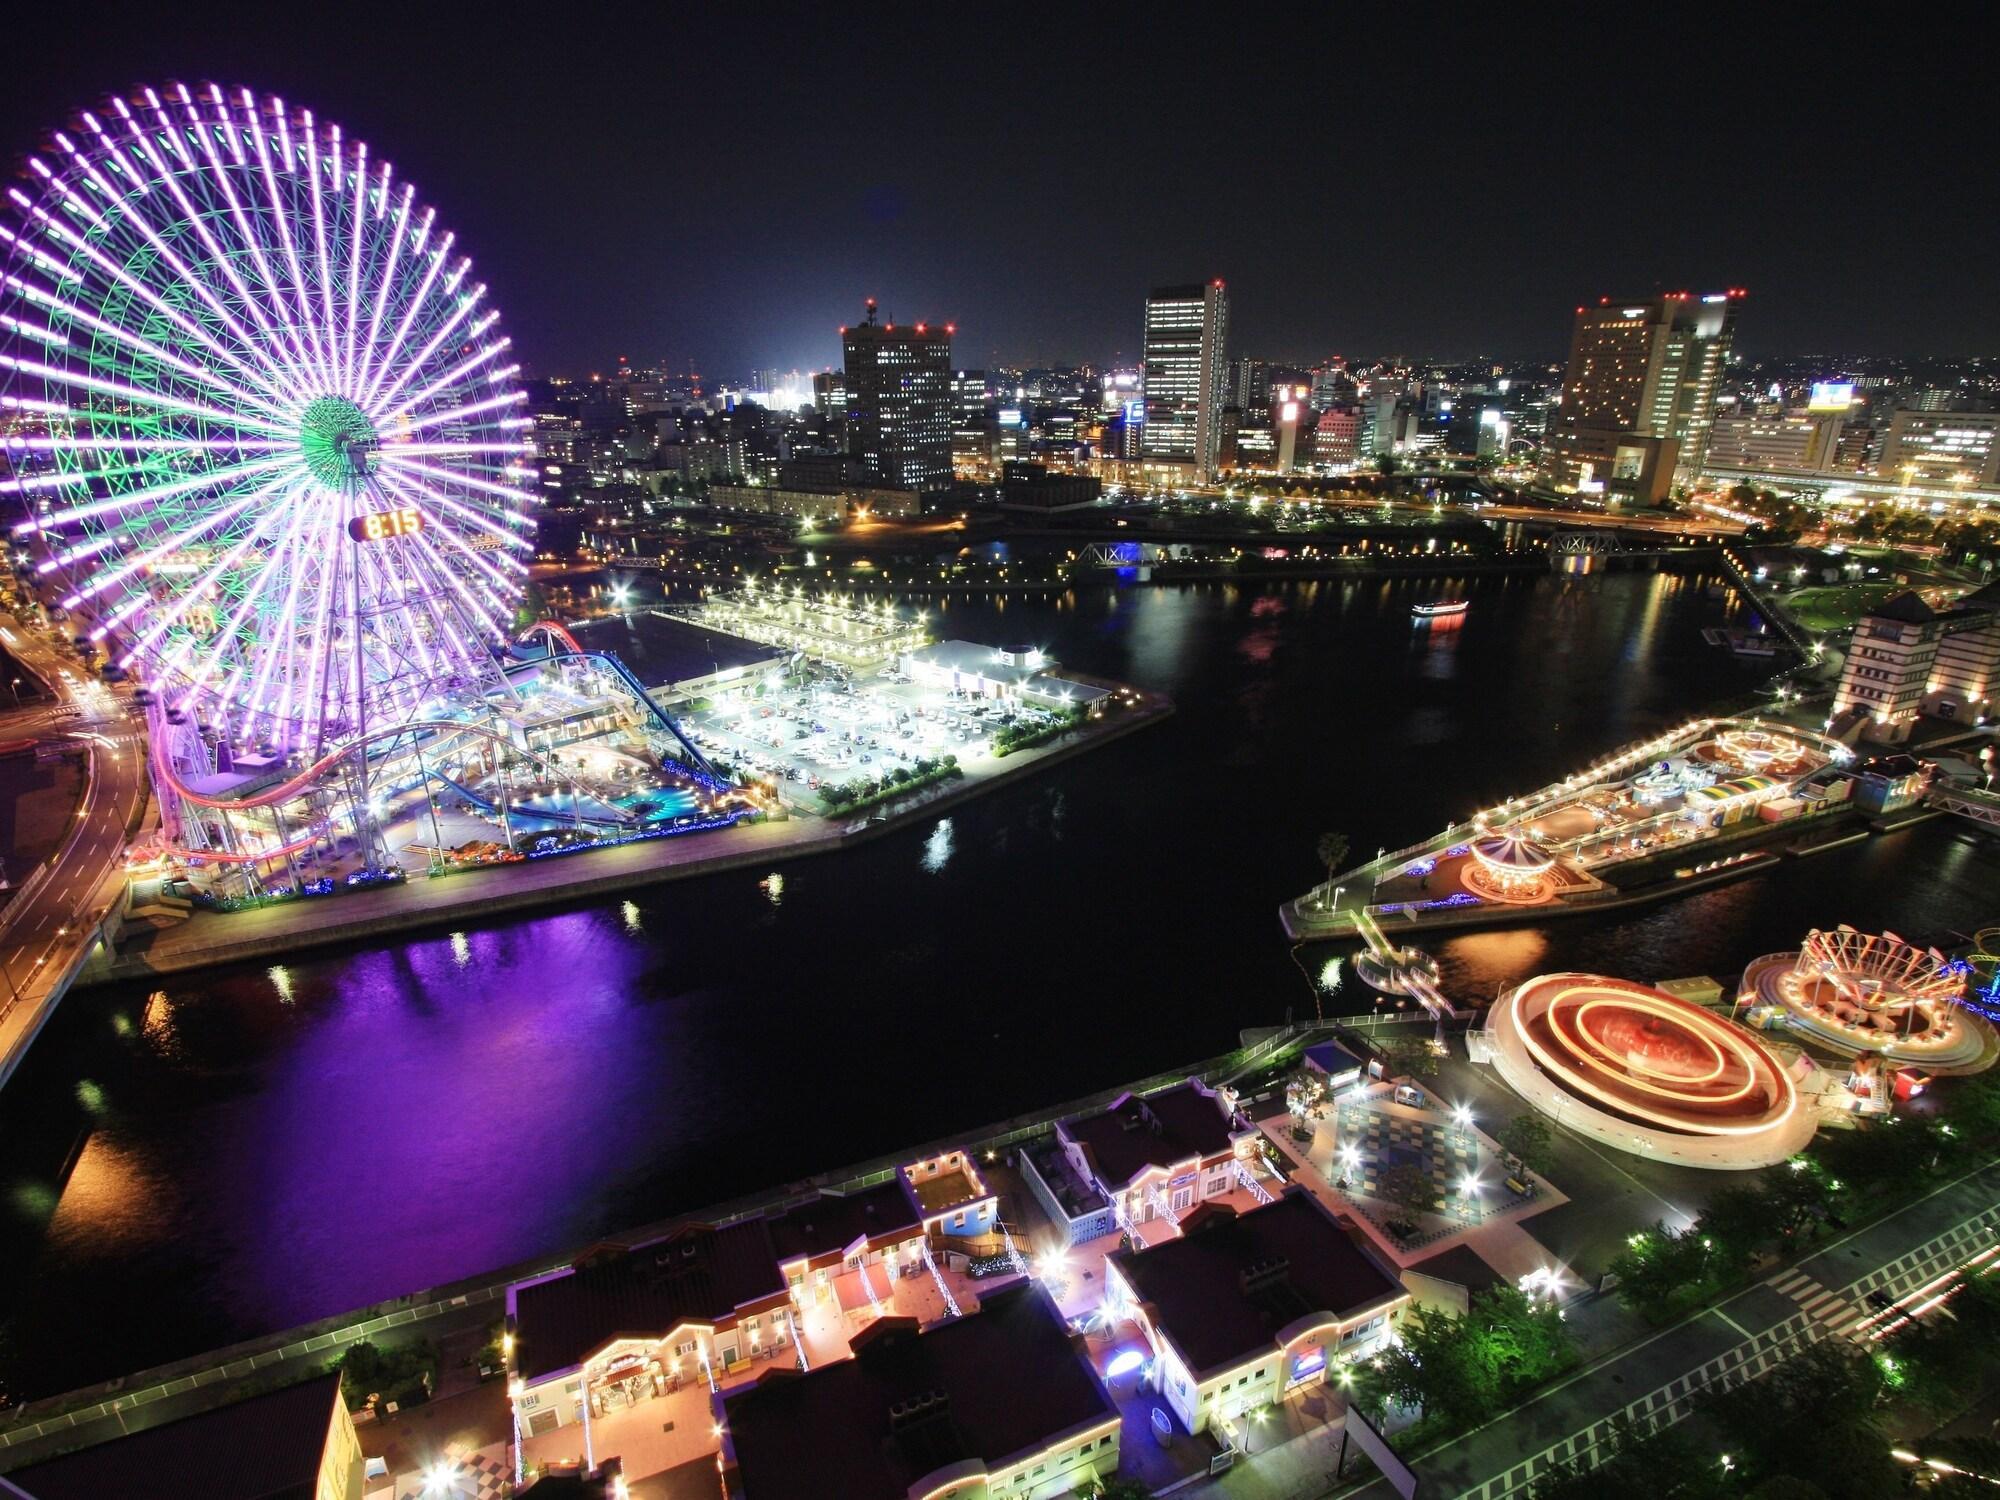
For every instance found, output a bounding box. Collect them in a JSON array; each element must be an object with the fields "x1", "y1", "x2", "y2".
[
  {"x1": 1339, "y1": 1159, "x2": 2000, "y2": 1499},
  {"x1": 0, "y1": 615, "x2": 149, "y2": 1087}
]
